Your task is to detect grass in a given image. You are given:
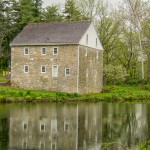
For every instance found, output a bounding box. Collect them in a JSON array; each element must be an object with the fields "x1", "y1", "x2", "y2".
[
  {"x1": 0, "y1": 77, "x2": 9, "y2": 82},
  {"x1": 0, "y1": 85, "x2": 150, "y2": 103},
  {"x1": 84, "y1": 85, "x2": 150, "y2": 102}
]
